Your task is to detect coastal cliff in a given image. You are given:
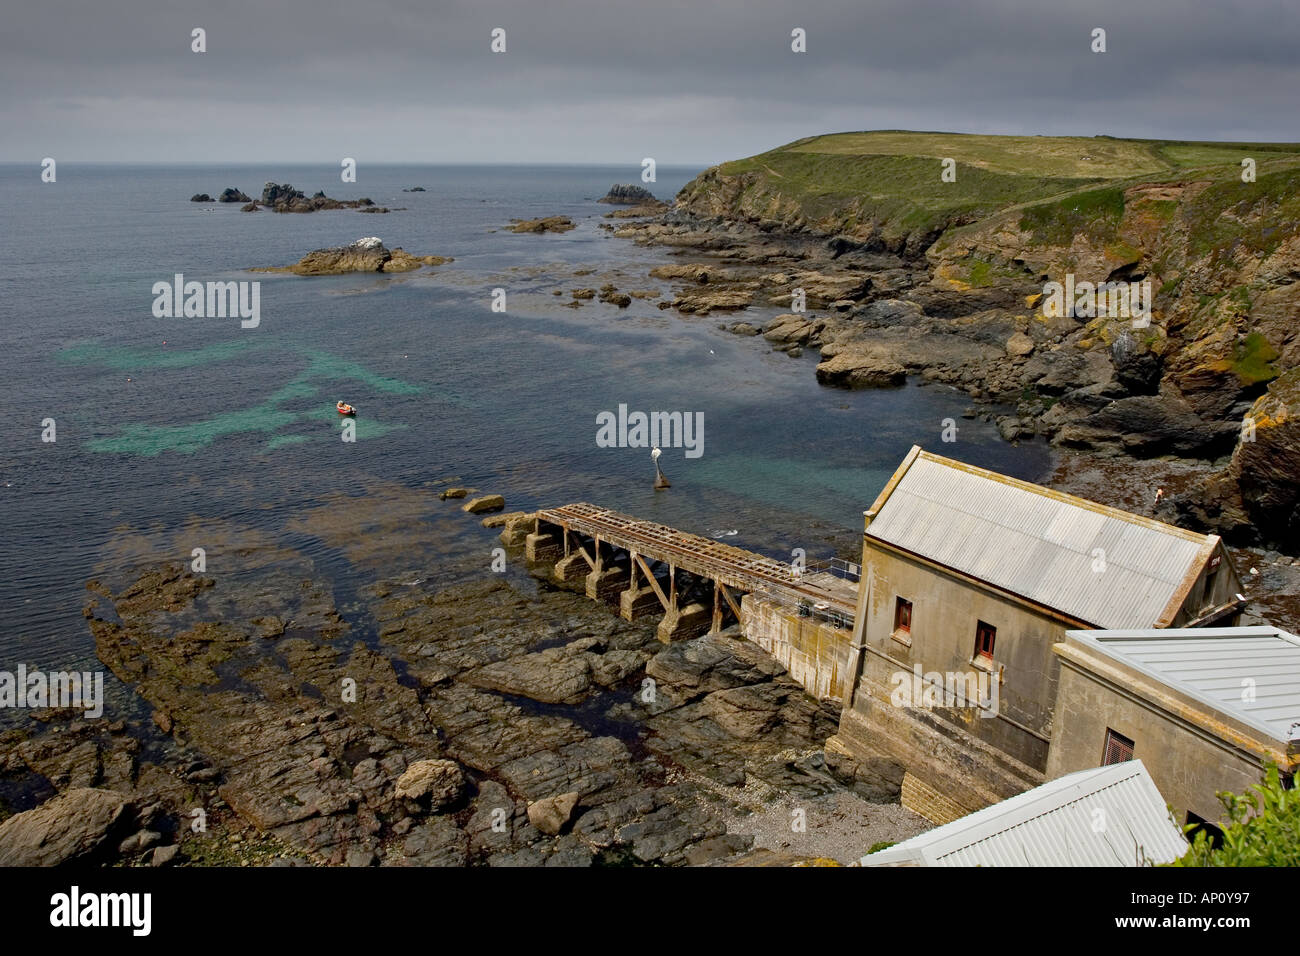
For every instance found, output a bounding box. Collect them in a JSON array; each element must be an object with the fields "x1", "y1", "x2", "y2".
[{"x1": 627, "y1": 132, "x2": 1300, "y2": 549}]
